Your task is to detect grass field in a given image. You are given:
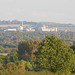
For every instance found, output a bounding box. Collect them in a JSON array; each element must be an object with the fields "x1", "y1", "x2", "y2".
[{"x1": 0, "y1": 53, "x2": 8, "y2": 55}]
